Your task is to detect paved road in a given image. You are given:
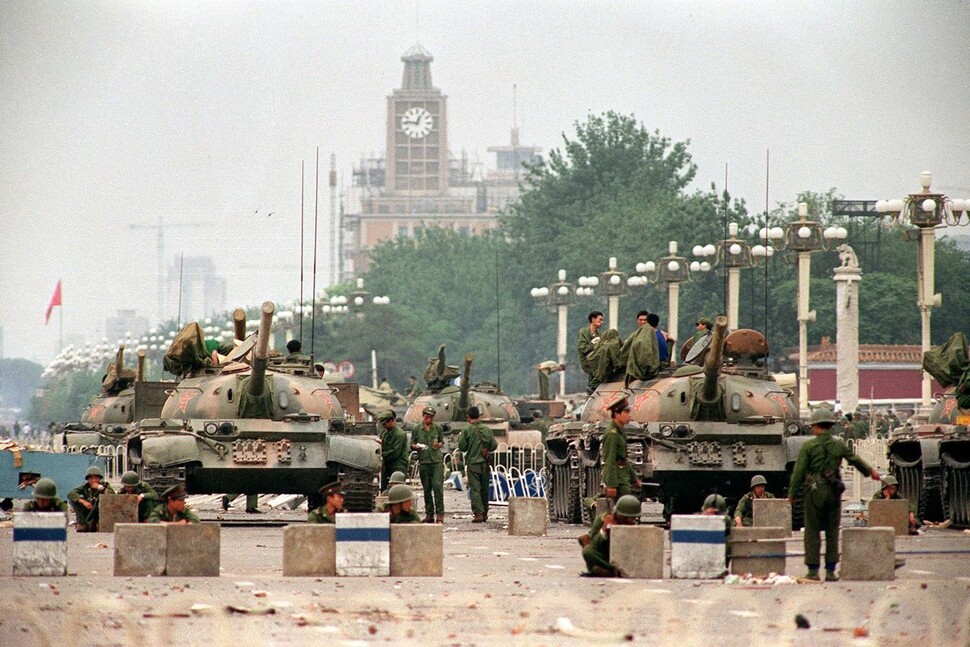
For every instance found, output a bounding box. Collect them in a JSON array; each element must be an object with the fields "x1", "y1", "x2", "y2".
[{"x1": 2, "y1": 488, "x2": 969, "y2": 646}]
